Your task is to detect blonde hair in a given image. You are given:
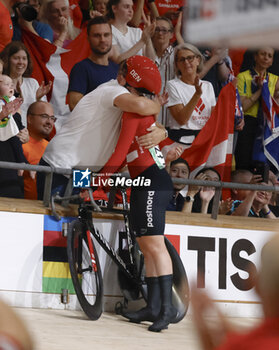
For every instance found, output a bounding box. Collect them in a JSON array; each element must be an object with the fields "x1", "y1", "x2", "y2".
[
  {"x1": 174, "y1": 43, "x2": 204, "y2": 76},
  {"x1": 39, "y1": 0, "x2": 80, "y2": 40}
]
